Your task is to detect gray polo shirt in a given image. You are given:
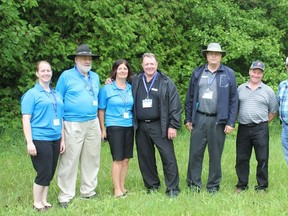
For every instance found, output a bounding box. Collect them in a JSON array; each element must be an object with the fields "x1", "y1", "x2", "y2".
[
  {"x1": 198, "y1": 67, "x2": 218, "y2": 113},
  {"x1": 237, "y1": 81, "x2": 278, "y2": 124}
]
